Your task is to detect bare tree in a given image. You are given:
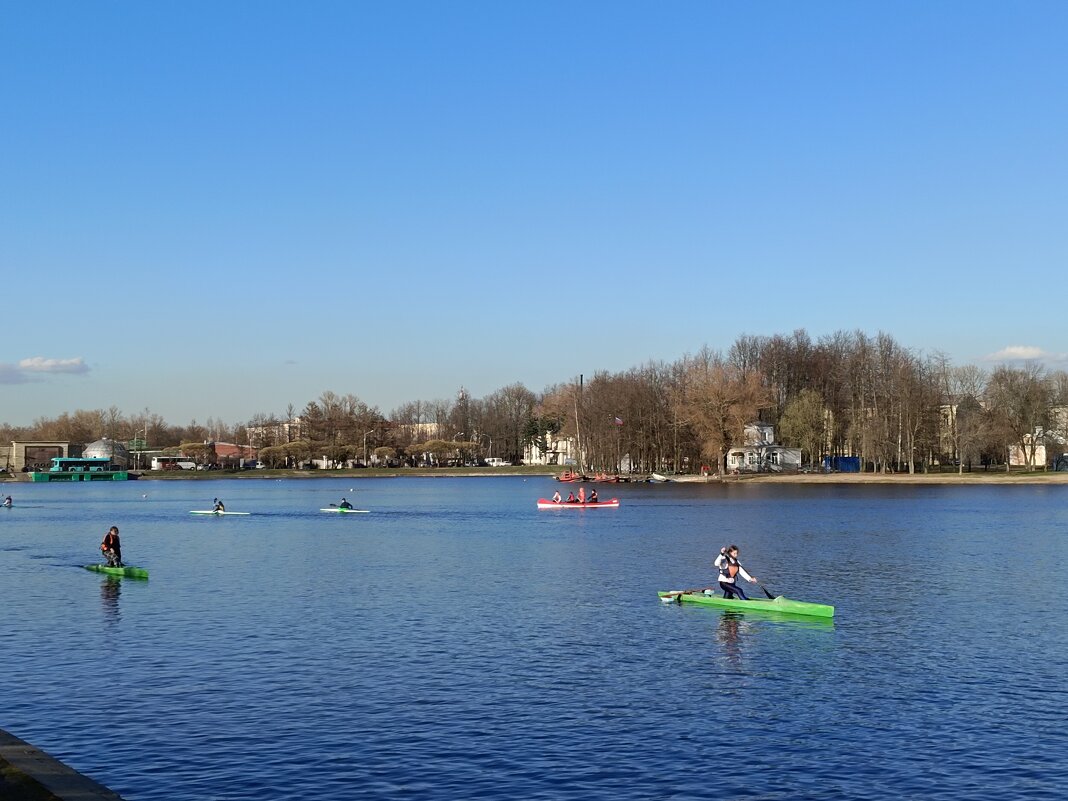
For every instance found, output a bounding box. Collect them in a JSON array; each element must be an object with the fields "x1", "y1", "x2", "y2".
[
  {"x1": 985, "y1": 364, "x2": 1052, "y2": 469},
  {"x1": 679, "y1": 348, "x2": 772, "y2": 473}
]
